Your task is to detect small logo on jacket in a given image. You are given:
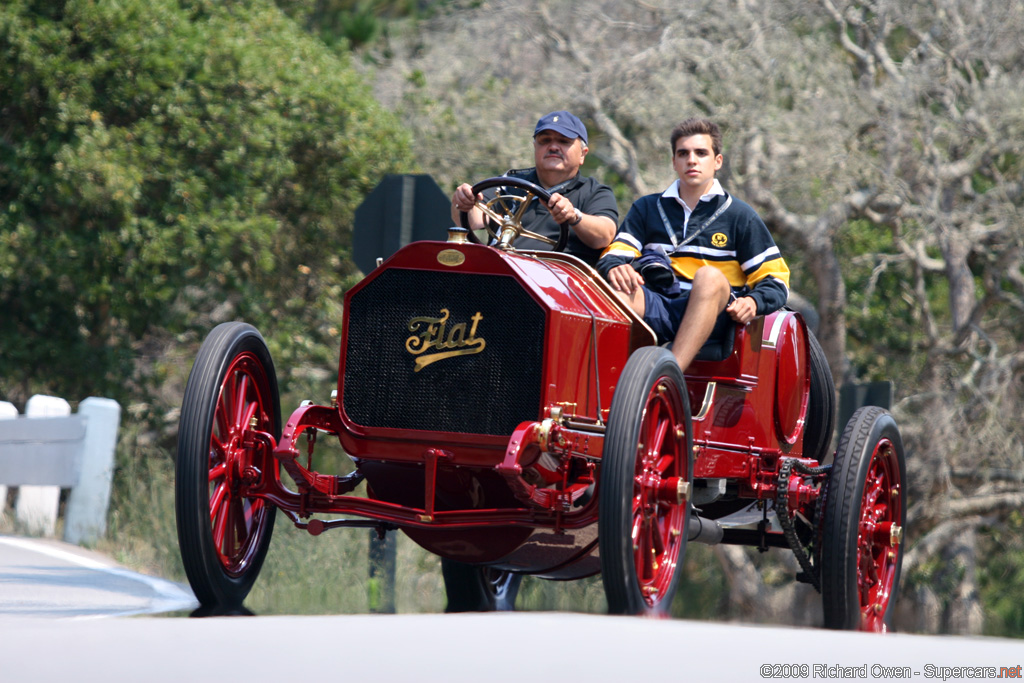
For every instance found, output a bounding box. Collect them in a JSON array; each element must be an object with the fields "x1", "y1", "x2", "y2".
[
  {"x1": 406, "y1": 308, "x2": 486, "y2": 371},
  {"x1": 711, "y1": 232, "x2": 728, "y2": 248}
]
